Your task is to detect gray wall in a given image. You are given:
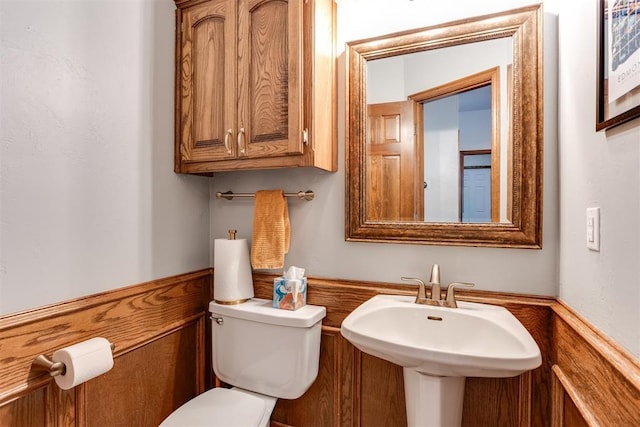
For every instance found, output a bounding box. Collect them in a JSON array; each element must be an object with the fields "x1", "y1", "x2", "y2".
[
  {"x1": 210, "y1": 1, "x2": 560, "y2": 298},
  {"x1": 212, "y1": 0, "x2": 640, "y2": 359},
  {"x1": 555, "y1": 1, "x2": 640, "y2": 357},
  {"x1": 0, "y1": 0, "x2": 210, "y2": 314},
  {"x1": 2, "y1": 0, "x2": 638, "y2": 360}
]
